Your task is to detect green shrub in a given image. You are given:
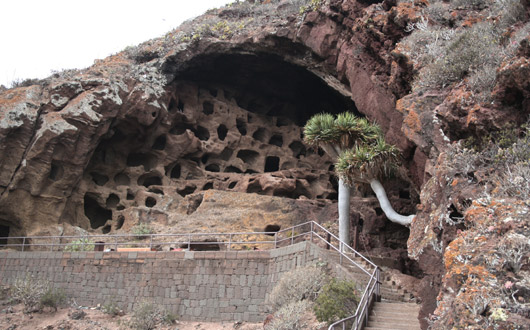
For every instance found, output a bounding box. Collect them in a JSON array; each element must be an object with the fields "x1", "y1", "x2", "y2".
[
  {"x1": 265, "y1": 300, "x2": 312, "y2": 330},
  {"x1": 11, "y1": 275, "x2": 66, "y2": 312},
  {"x1": 40, "y1": 287, "x2": 67, "y2": 311},
  {"x1": 313, "y1": 279, "x2": 358, "y2": 324},
  {"x1": 11, "y1": 275, "x2": 49, "y2": 312},
  {"x1": 162, "y1": 310, "x2": 179, "y2": 325},
  {"x1": 102, "y1": 299, "x2": 122, "y2": 316},
  {"x1": 132, "y1": 223, "x2": 153, "y2": 239},
  {"x1": 448, "y1": 123, "x2": 530, "y2": 198},
  {"x1": 128, "y1": 300, "x2": 177, "y2": 330},
  {"x1": 299, "y1": 0, "x2": 322, "y2": 14},
  {"x1": 268, "y1": 264, "x2": 327, "y2": 311},
  {"x1": 64, "y1": 238, "x2": 94, "y2": 252},
  {"x1": 414, "y1": 22, "x2": 502, "y2": 90}
]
